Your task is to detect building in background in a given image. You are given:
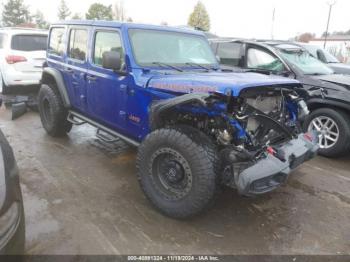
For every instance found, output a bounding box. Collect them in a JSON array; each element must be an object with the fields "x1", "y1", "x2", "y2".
[{"x1": 310, "y1": 35, "x2": 350, "y2": 64}]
